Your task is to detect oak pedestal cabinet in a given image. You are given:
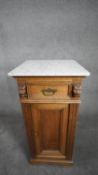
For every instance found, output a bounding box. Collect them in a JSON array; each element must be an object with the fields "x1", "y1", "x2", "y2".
[{"x1": 8, "y1": 60, "x2": 90, "y2": 166}]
